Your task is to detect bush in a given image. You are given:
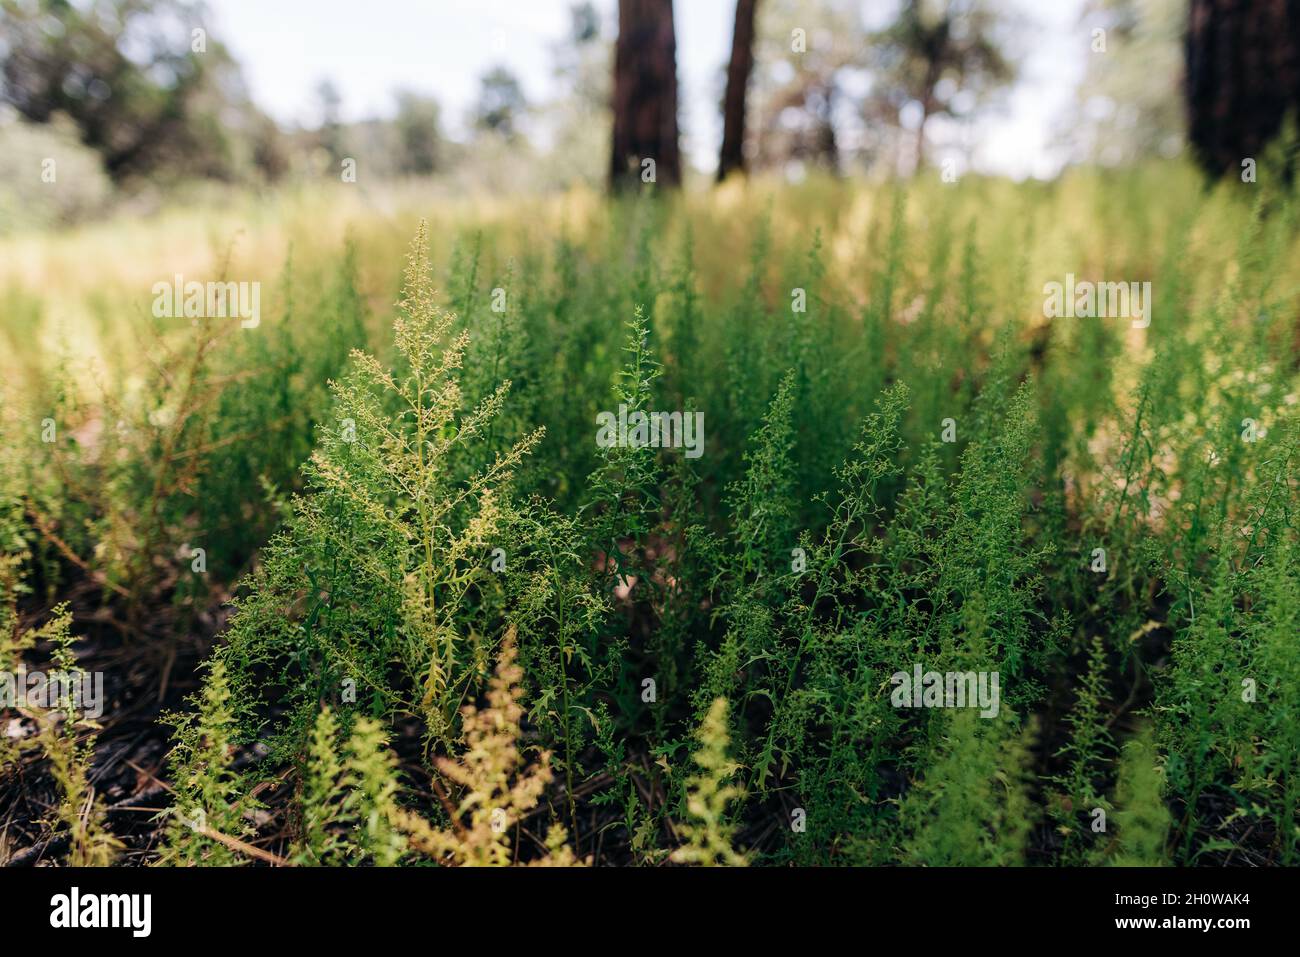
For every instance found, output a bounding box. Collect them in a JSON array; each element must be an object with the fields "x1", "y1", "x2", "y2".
[{"x1": 3, "y1": 162, "x2": 1298, "y2": 866}]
